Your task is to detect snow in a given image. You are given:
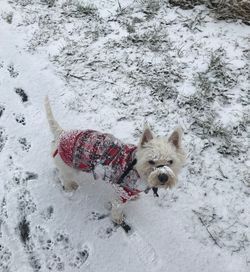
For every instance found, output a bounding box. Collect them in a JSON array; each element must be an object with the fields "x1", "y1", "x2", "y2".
[{"x1": 0, "y1": 0, "x2": 250, "y2": 271}]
